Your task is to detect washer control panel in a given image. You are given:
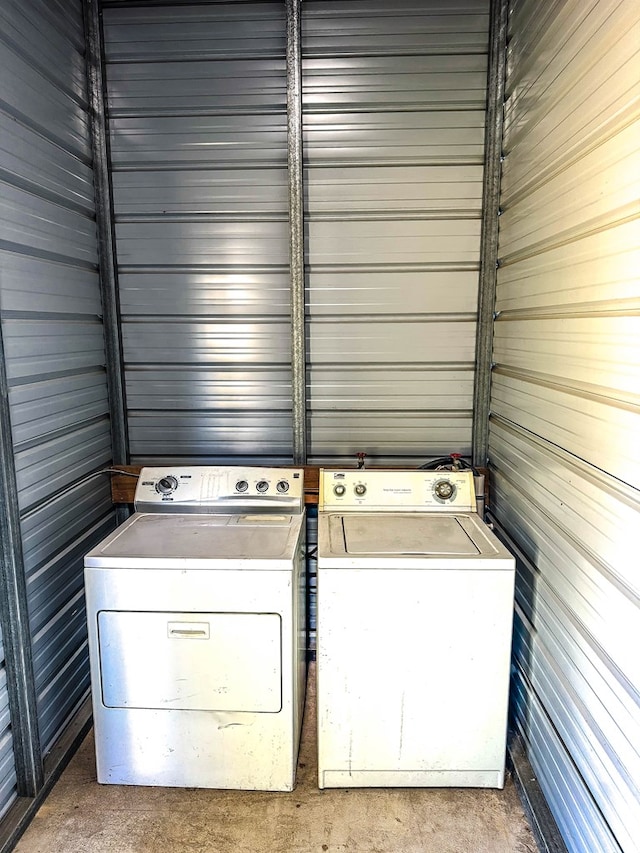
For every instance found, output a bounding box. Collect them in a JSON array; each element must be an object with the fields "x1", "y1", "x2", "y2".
[
  {"x1": 134, "y1": 467, "x2": 304, "y2": 513},
  {"x1": 319, "y1": 469, "x2": 476, "y2": 513}
]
